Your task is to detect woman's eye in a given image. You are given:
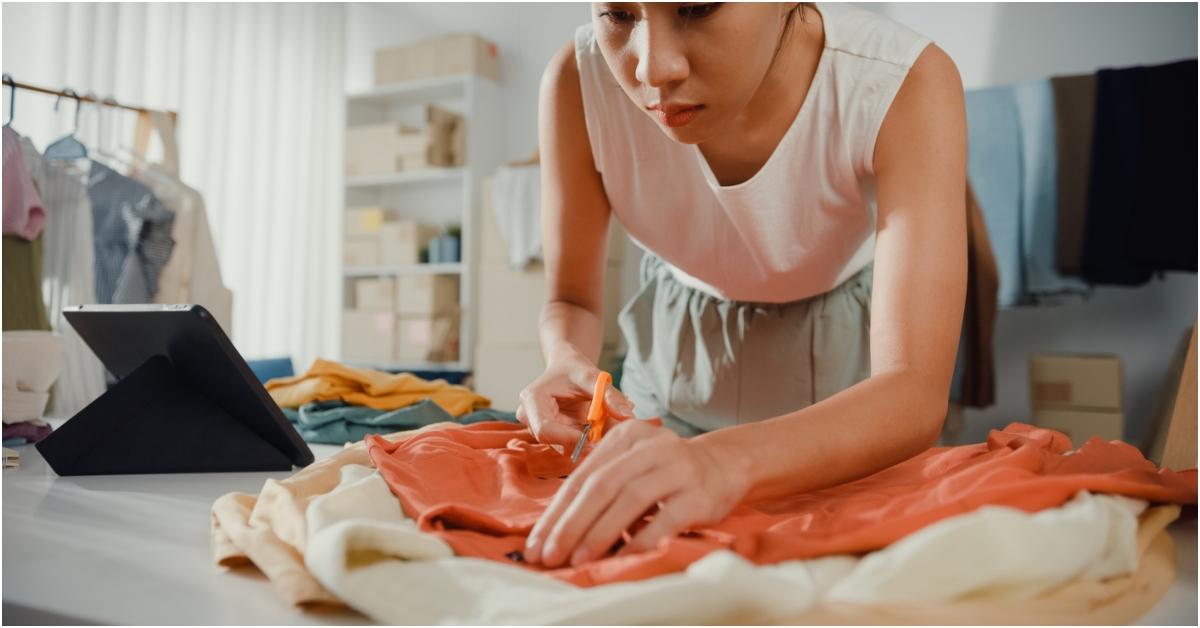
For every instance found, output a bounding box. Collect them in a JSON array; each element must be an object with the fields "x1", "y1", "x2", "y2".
[
  {"x1": 600, "y1": 9, "x2": 634, "y2": 24},
  {"x1": 679, "y1": 3, "x2": 722, "y2": 19}
]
